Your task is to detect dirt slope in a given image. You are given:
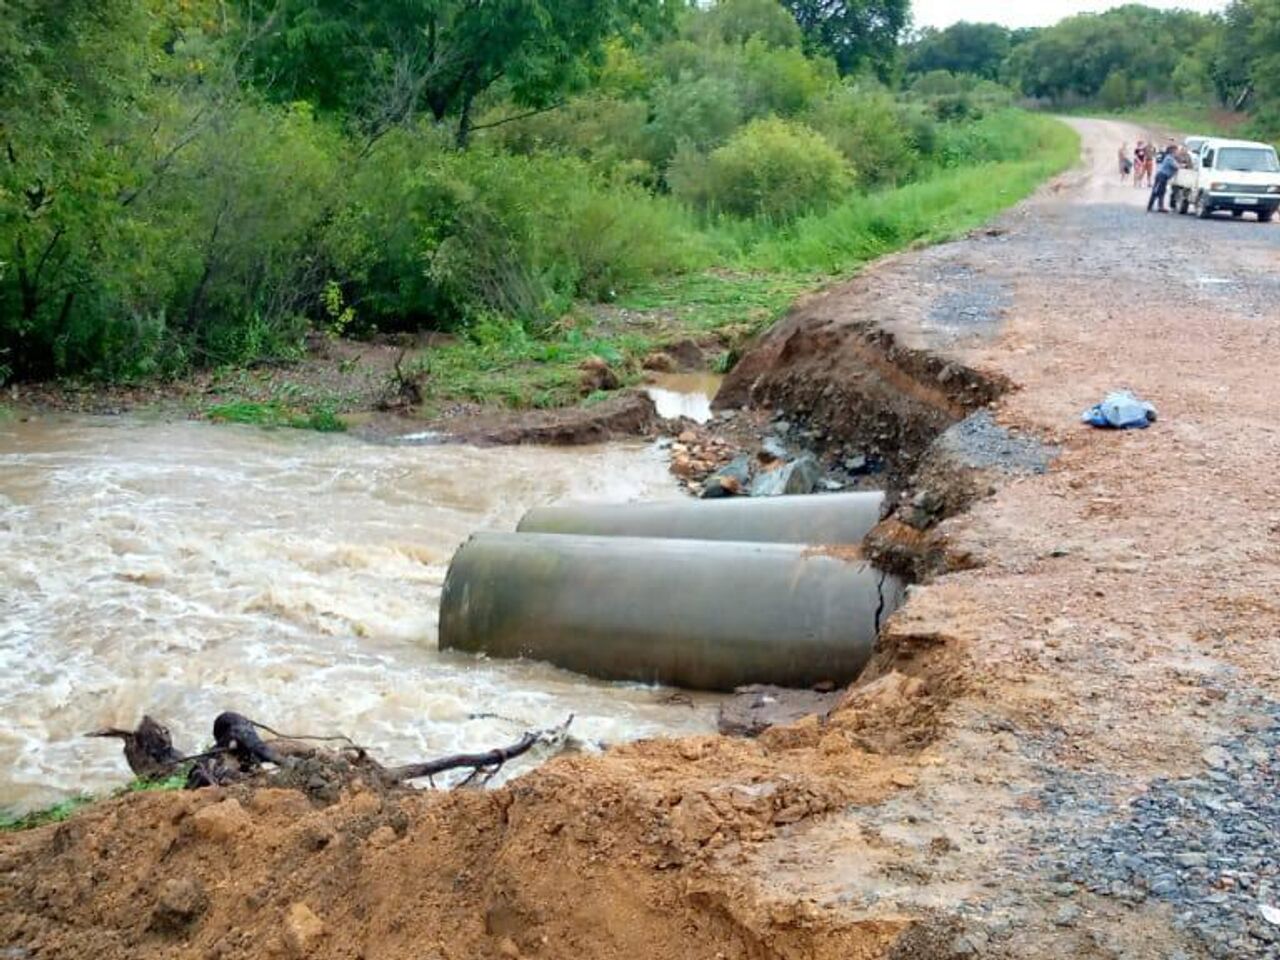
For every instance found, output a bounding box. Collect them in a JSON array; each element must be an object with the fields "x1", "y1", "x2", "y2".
[{"x1": 6, "y1": 119, "x2": 1280, "y2": 960}]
